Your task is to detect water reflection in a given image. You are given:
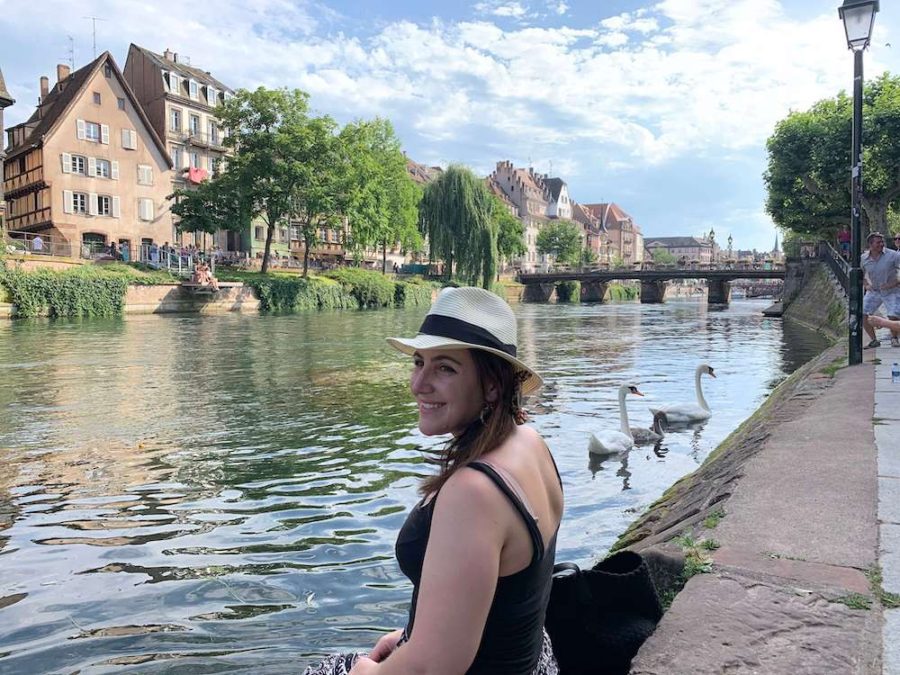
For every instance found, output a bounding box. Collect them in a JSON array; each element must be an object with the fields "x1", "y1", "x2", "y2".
[{"x1": 0, "y1": 300, "x2": 829, "y2": 672}]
